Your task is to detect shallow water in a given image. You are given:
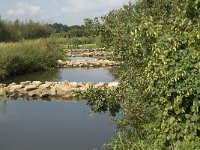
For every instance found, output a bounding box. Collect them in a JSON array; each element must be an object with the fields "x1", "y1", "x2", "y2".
[
  {"x1": 70, "y1": 57, "x2": 97, "y2": 61},
  {"x1": 0, "y1": 99, "x2": 115, "y2": 150},
  {"x1": 0, "y1": 59, "x2": 120, "y2": 149},
  {"x1": 1, "y1": 67, "x2": 117, "y2": 84}
]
